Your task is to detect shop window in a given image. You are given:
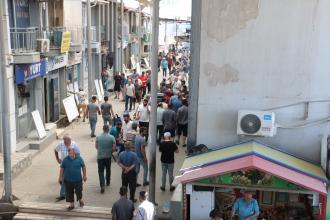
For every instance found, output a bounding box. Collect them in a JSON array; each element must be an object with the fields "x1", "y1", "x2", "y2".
[
  {"x1": 16, "y1": 82, "x2": 34, "y2": 139},
  {"x1": 17, "y1": 83, "x2": 31, "y2": 116},
  {"x1": 144, "y1": 45, "x2": 150, "y2": 53}
]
